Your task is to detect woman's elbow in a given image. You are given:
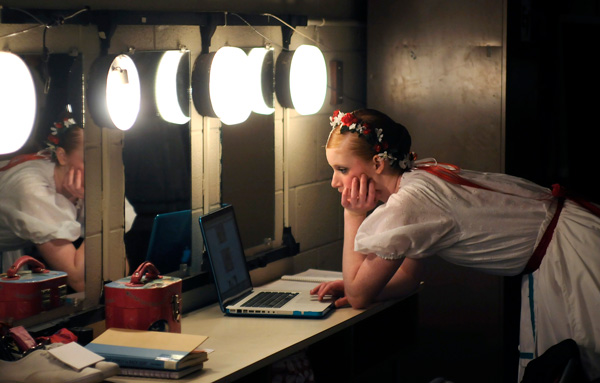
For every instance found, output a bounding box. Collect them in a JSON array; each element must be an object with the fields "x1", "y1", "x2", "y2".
[{"x1": 346, "y1": 294, "x2": 373, "y2": 309}]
